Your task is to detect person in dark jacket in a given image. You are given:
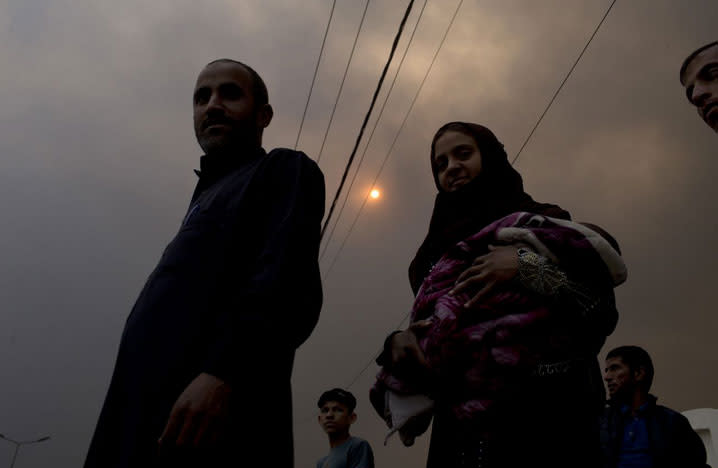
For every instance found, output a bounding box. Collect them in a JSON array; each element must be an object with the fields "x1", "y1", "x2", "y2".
[
  {"x1": 83, "y1": 59, "x2": 325, "y2": 468},
  {"x1": 601, "y1": 345, "x2": 709, "y2": 468}
]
